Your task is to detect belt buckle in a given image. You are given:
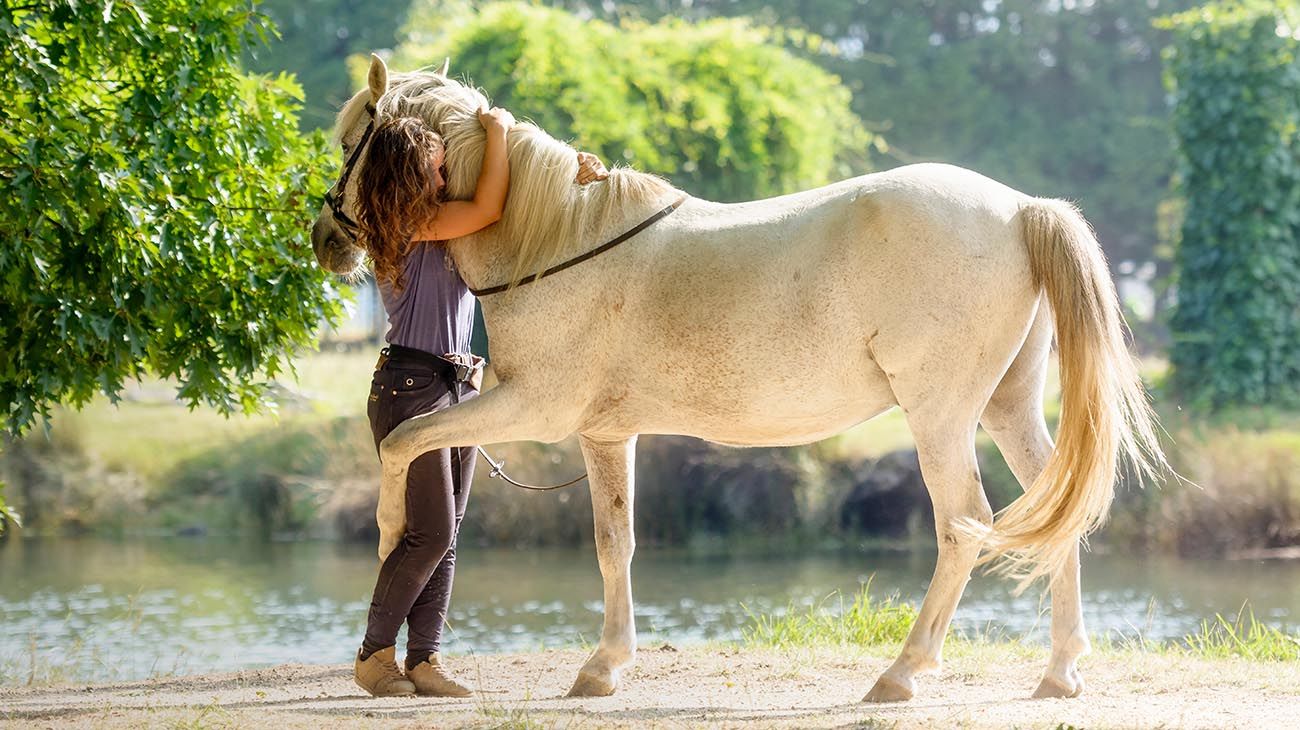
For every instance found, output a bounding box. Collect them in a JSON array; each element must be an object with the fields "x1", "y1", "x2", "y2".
[
  {"x1": 441, "y1": 352, "x2": 483, "y2": 389},
  {"x1": 375, "y1": 349, "x2": 390, "y2": 371},
  {"x1": 453, "y1": 362, "x2": 472, "y2": 382}
]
